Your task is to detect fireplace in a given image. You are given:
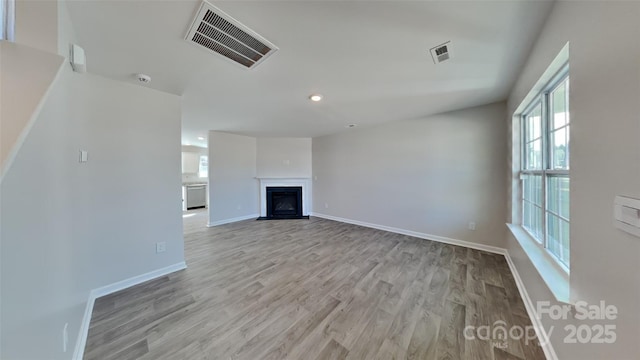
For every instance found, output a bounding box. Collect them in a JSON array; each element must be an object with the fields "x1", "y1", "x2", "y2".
[
  {"x1": 264, "y1": 186, "x2": 304, "y2": 219},
  {"x1": 257, "y1": 177, "x2": 311, "y2": 219}
]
